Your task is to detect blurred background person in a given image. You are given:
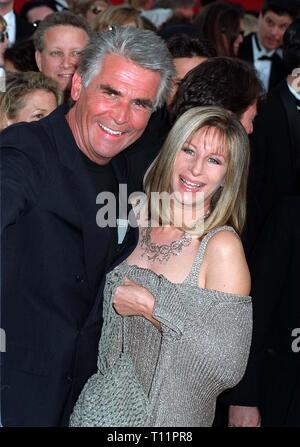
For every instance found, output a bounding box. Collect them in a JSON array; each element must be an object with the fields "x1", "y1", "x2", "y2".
[
  {"x1": 0, "y1": 14, "x2": 9, "y2": 66},
  {"x1": 194, "y1": 1, "x2": 245, "y2": 56},
  {"x1": 171, "y1": 57, "x2": 264, "y2": 134},
  {"x1": 33, "y1": 11, "x2": 92, "y2": 97},
  {"x1": 92, "y1": 4, "x2": 144, "y2": 31},
  {"x1": 165, "y1": 33, "x2": 215, "y2": 107},
  {"x1": 0, "y1": 70, "x2": 62, "y2": 129},
  {"x1": 71, "y1": 0, "x2": 109, "y2": 24},
  {"x1": 238, "y1": 0, "x2": 300, "y2": 91},
  {"x1": 0, "y1": 0, "x2": 35, "y2": 45},
  {"x1": 3, "y1": 37, "x2": 38, "y2": 71},
  {"x1": 19, "y1": 0, "x2": 56, "y2": 26}
]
